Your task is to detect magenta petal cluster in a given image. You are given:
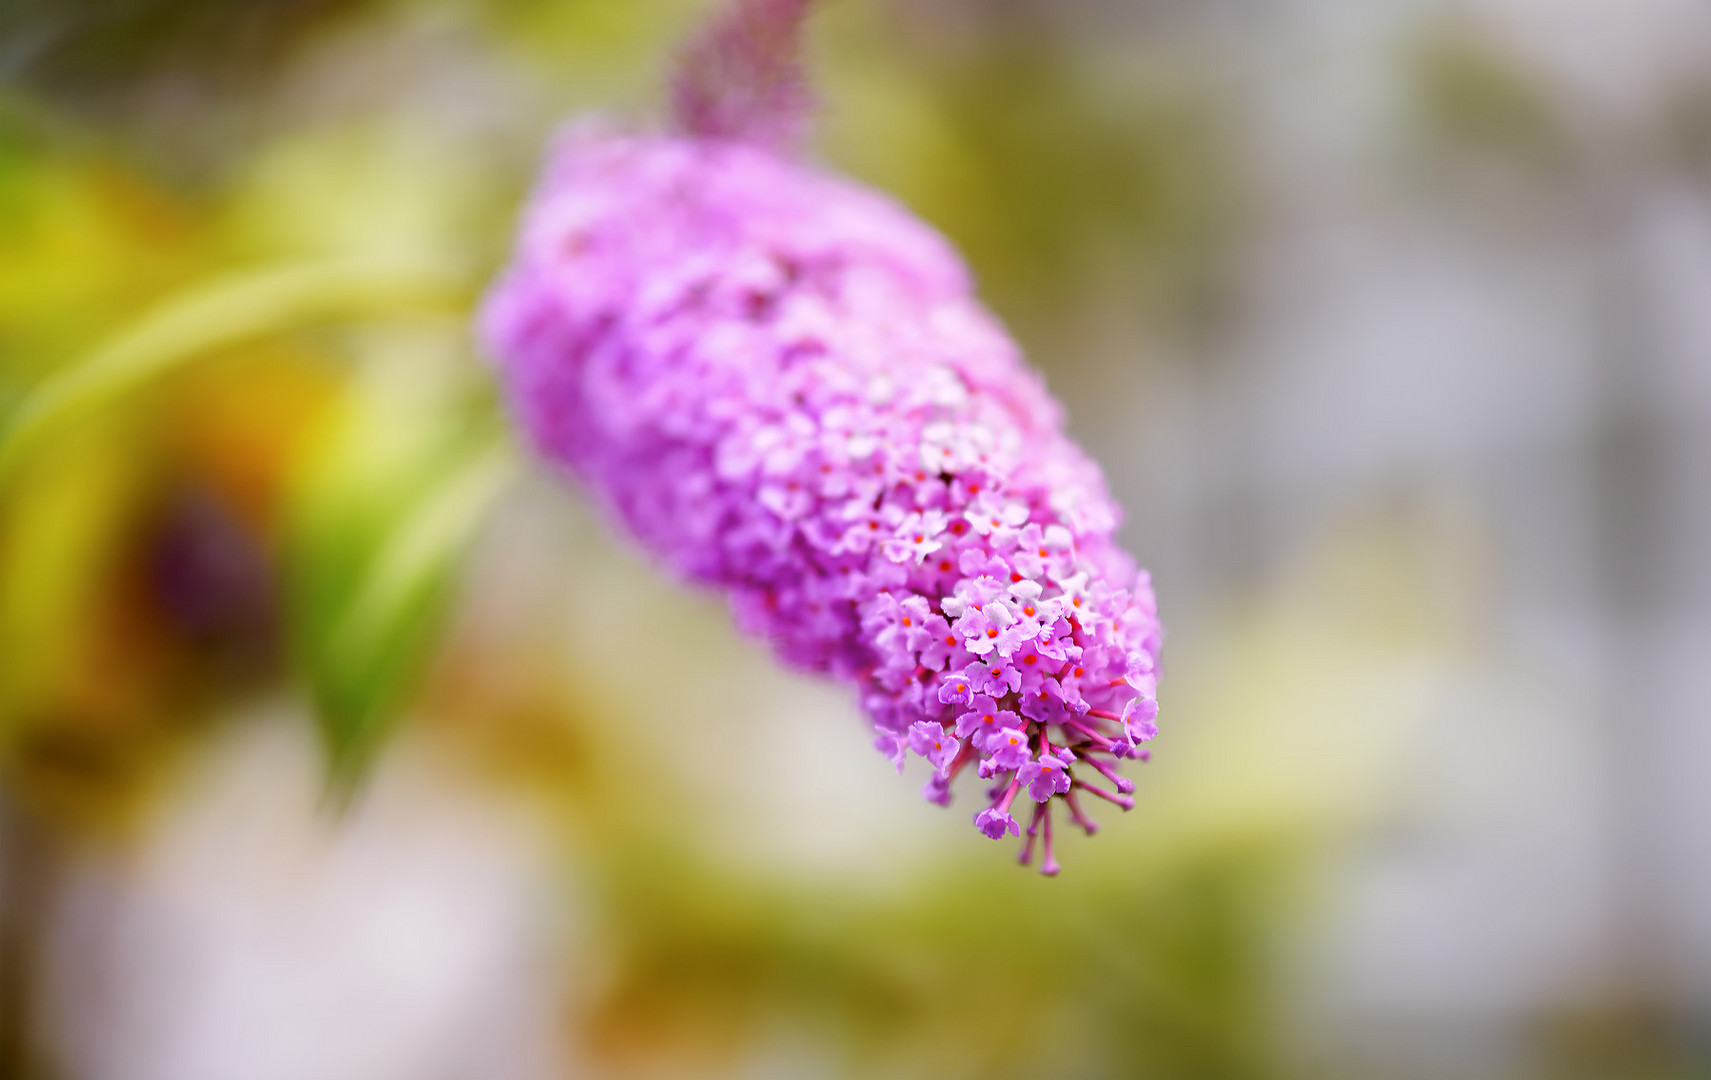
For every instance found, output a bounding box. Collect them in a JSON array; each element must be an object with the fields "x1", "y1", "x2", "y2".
[{"x1": 480, "y1": 129, "x2": 1161, "y2": 871}]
